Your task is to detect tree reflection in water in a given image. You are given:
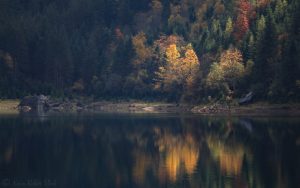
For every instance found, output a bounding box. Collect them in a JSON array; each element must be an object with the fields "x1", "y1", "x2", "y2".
[
  {"x1": 206, "y1": 135, "x2": 246, "y2": 176},
  {"x1": 0, "y1": 115, "x2": 299, "y2": 188},
  {"x1": 132, "y1": 129, "x2": 199, "y2": 184}
]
